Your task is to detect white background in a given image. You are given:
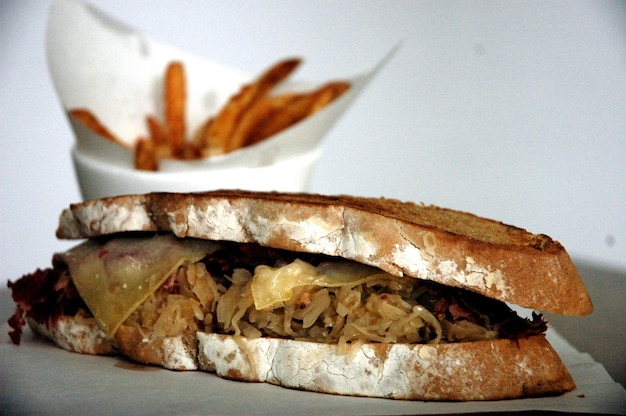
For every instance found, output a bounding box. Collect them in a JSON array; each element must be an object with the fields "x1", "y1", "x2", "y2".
[{"x1": 1, "y1": 0, "x2": 625, "y2": 285}]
